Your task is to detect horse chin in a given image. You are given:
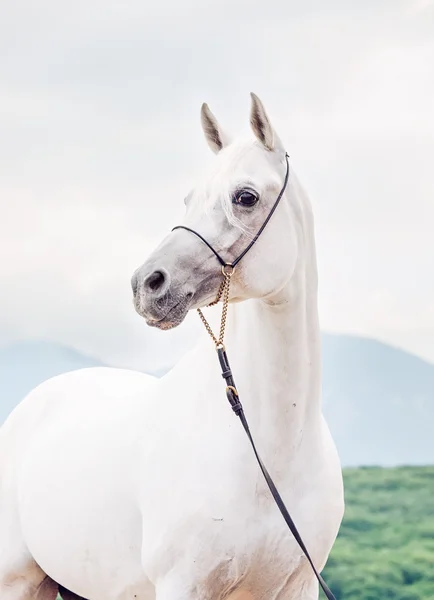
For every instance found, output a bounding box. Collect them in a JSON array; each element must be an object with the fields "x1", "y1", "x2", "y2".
[
  {"x1": 144, "y1": 297, "x2": 192, "y2": 331},
  {"x1": 146, "y1": 312, "x2": 186, "y2": 331}
]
